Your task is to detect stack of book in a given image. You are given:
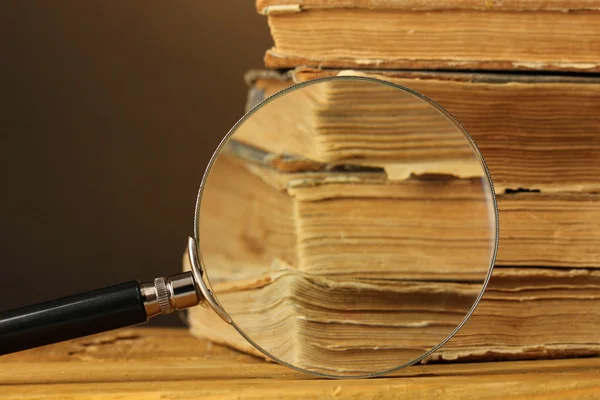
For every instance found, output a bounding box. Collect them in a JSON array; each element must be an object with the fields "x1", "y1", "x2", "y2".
[{"x1": 186, "y1": 0, "x2": 600, "y2": 373}]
